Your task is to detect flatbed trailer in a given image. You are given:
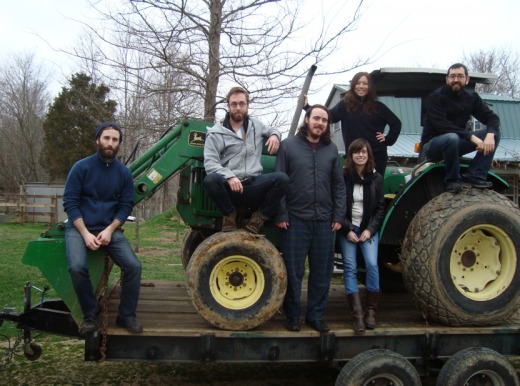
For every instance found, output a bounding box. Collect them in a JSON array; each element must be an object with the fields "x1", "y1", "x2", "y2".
[
  {"x1": 85, "y1": 281, "x2": 520, "y2": 379},
  {"x1": 5, "y1": 280, "x2": 520, "y2": 385}
]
